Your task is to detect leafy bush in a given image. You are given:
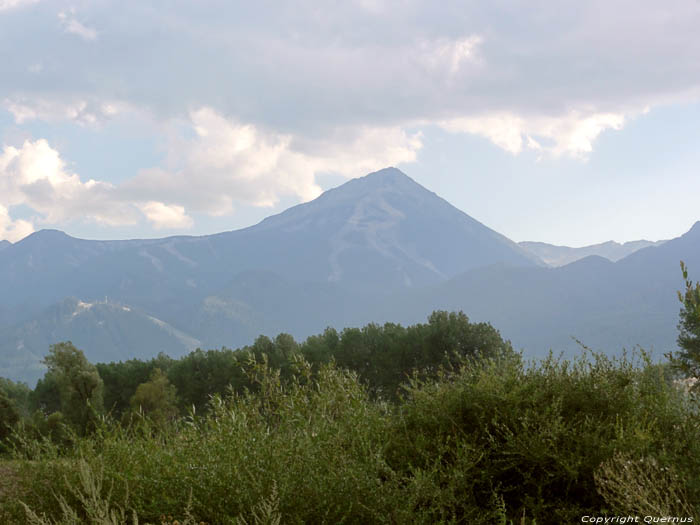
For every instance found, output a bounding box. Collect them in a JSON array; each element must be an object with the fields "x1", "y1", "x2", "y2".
[{"x1": 4, "y1": 349, "x2": 699, "y2": 524}]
